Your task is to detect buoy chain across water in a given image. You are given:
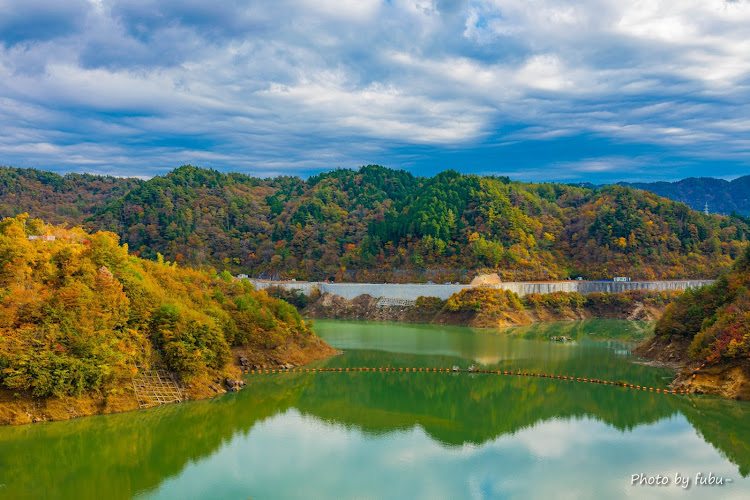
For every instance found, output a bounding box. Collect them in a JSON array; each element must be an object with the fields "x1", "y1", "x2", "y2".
[
  {"x1": 243, "y1": 366, "x2": 687, "y2": 394},
  {"x1": 684, "y1": 361, "x2": 707, "y2": 394}
]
